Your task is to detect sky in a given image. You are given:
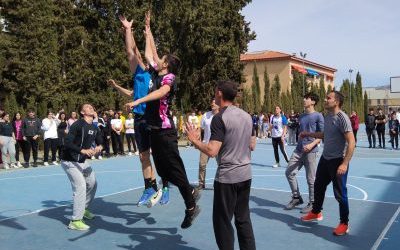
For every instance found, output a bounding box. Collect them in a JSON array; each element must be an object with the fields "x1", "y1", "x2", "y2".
[{"x1": 241, "y1": 0, "x2": 400, "y2": 88}]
